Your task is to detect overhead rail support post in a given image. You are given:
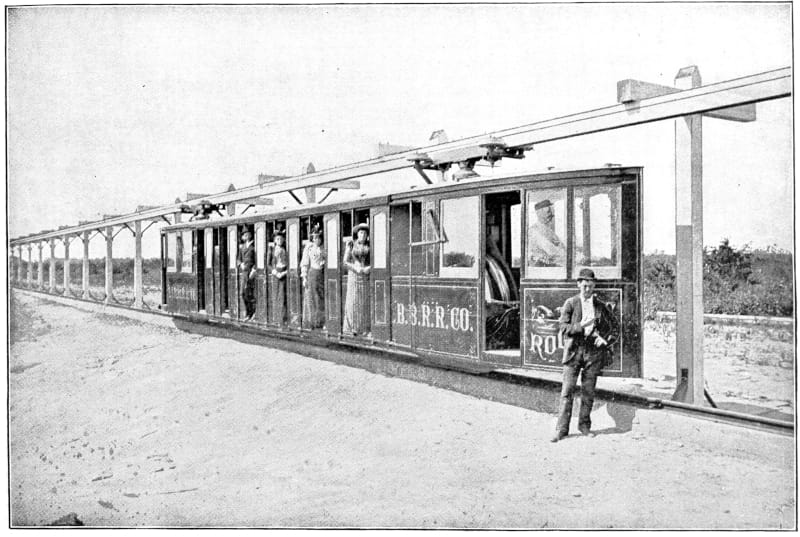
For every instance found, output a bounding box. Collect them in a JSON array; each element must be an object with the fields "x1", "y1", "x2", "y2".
[
  {"x1": 105, "y1": 226, "x2": 113, "y2": 305},
  {"x1": 49, "y1": 239, "x2": 56, "y2": 291},
  {"x1": 37, "y1": 242, "x2": 44, "y2": 289},
  {"x1": 63, "y1": 236, "x2": 71, "y2": 295},
  {"x1": 26, "y1": 244, "x2": 32, "y2": 288},
  {"x1": 134, "y1": 220, "x2": 143, "y2": 309},
  {"x1": 673, "y1": 66, "x2": 705, "y2": 405},
  {"x1": 82, "y1": 231, "x2": 90, "y2": 300},
  {"x1": 17, "y1": 245, "x2": 23, "y2": 283}
]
